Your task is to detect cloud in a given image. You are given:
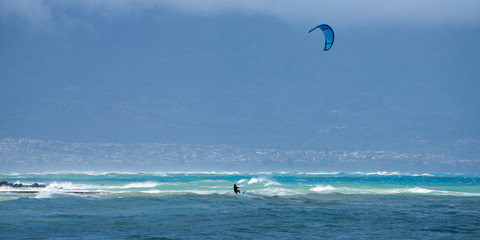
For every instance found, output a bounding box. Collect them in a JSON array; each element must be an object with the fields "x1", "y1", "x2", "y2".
[
  {"x1": 1, "y1": 0, "x2": 480, "y2": 26},
  {"x1": 161, "y1": 0, "x2": 480, "y2": 26},
  {"x1": 0, "y1": 0, "x2": 51, "y2": 23}
]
